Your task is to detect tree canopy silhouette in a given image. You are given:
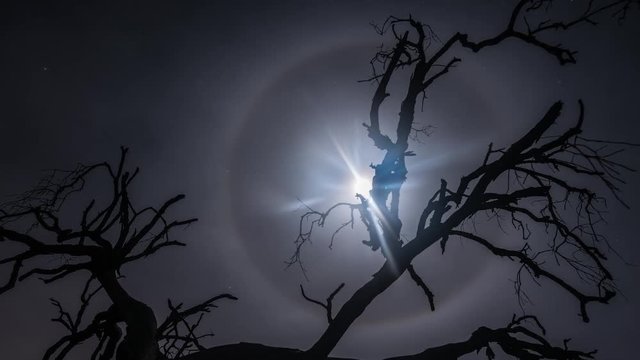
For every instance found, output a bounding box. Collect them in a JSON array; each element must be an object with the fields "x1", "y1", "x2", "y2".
[
  {"x1": 1, "y1": 1, "x2": 638, "y2": 359},
  {"x1": 0, "y1": 148, "x2": 237, "y2": 359}
]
